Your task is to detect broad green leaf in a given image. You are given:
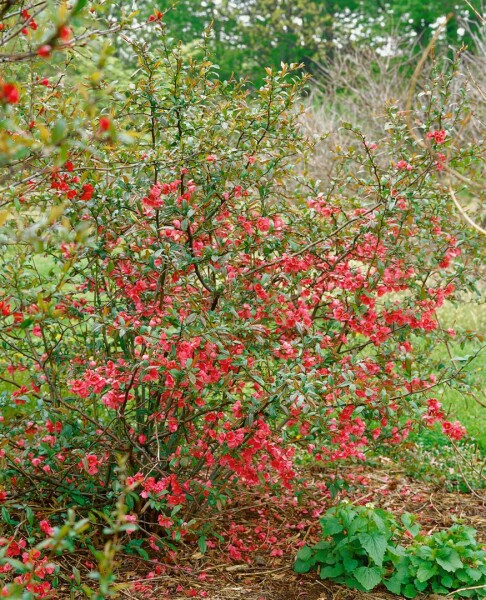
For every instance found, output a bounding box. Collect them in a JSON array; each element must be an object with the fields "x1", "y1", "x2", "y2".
[
  {"x1": 384, "y1": 574, "x2": 403, "y2": 595},
  {"x1": 358, "y1": 532, "x2": 387, "y2": 566},
  {"x1": 349, "y1": 516, "x2": 369, "y2": 535},
  {"x1": 296, "y1": 545, "x2": 313, "y2": 562},
  {"x1": 314, "y1": 550, "x2": 335, "y2": 564},
  {"x1": 343, "y1": 557, "x2": 359, "y2": 571},
  {"x1": 353, "y1": 566, "x2": 382, "y2": 591},
  {"x1": 404, "y1": 583, "x2": 419, "y2": 598},
  {"x1": 465, "y1": 568, "x2": 482, "y2": 582},
  {"x1": 401, "y1": 514, "x2": 421, "y2": 538},
  {"x1": 294, "y1": 559, "x2": 312, "y2": 574},
  {"x1": 414, "y1": 579, "x2": 429, "y2": 592},
  {"x1": 320, "y1": 564, "x2": 344, "y2": 579},
  {"x1": 436, "y1": 549, "x2": 463, "y2": 572},
  {"x1": 313, "y1": 541, "x2": 330, "y2": 551},
  {"x1": 416, "y1": 562, "x2": 438, "y2": 582},
  {"x1": 417, "y1": 545, "x2": 433, "y2": 559},
  {"x1": 321, "y1": 517, "x2": 343, "y2": 536}
]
